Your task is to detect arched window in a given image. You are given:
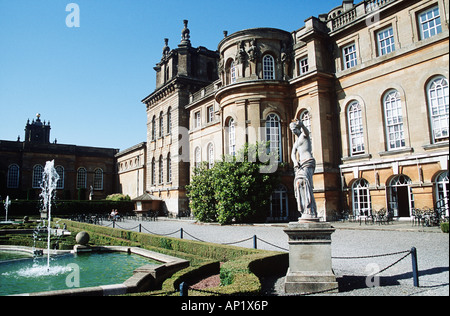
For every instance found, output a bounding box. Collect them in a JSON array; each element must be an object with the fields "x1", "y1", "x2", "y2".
[
  {"x1": 194, "y1": 147, "x2": 201, "y2": 169},
  {"x1": 263, "y1": 55, "x2": 275, "y2": 80},
  {"x1": 270, "y1": 185, "x2": 289, "y2": 220},
  {"x1": 207, "y1": 143, "x2": 215, "y2": 169},
  {"x1": 427, "y1": 76, "x2": 449, "y2": 143},
  {"x1": 76, "y1": 167, "x2": 87, "y2": 189},
  {"x1": 266, "y1": 114, "x2": 282, "y2": 162},
  {"x1": 352, "y1": 179, "x2": 371, "y2": 217},
  {"x1": 93, "y1": 168, "x2": 103, "y2": 190},
  {"x1": 167, "y1": 153, "x2": 172, "y2": 183},
  {"x1": 55, "y1": 165, "x2": 64, "y2": 189},
  {"x1": 300, "y1": 110, "x2": 312, "y2": 134},
  {"x1": 435, "y1": 171, "x2": 449, "y2": 217},
  {"x1": 228, "y1": 118, "x2": 236, "y2": 157},
  {"x1": 347, "y1": 101, "x2": 365, "y2": 156},
  {"x1": 159, "y1": 156, "x2": 164, "y2": 184},
  {"x1": 383, "y1": 90, "x2": 405, "y2": 150},
  {"x1": 7, "y1": 164, "x2": 20, "y2": 189},
  {"x1": 32, "y1": 165, "x2": 44, "y2": 188}
]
